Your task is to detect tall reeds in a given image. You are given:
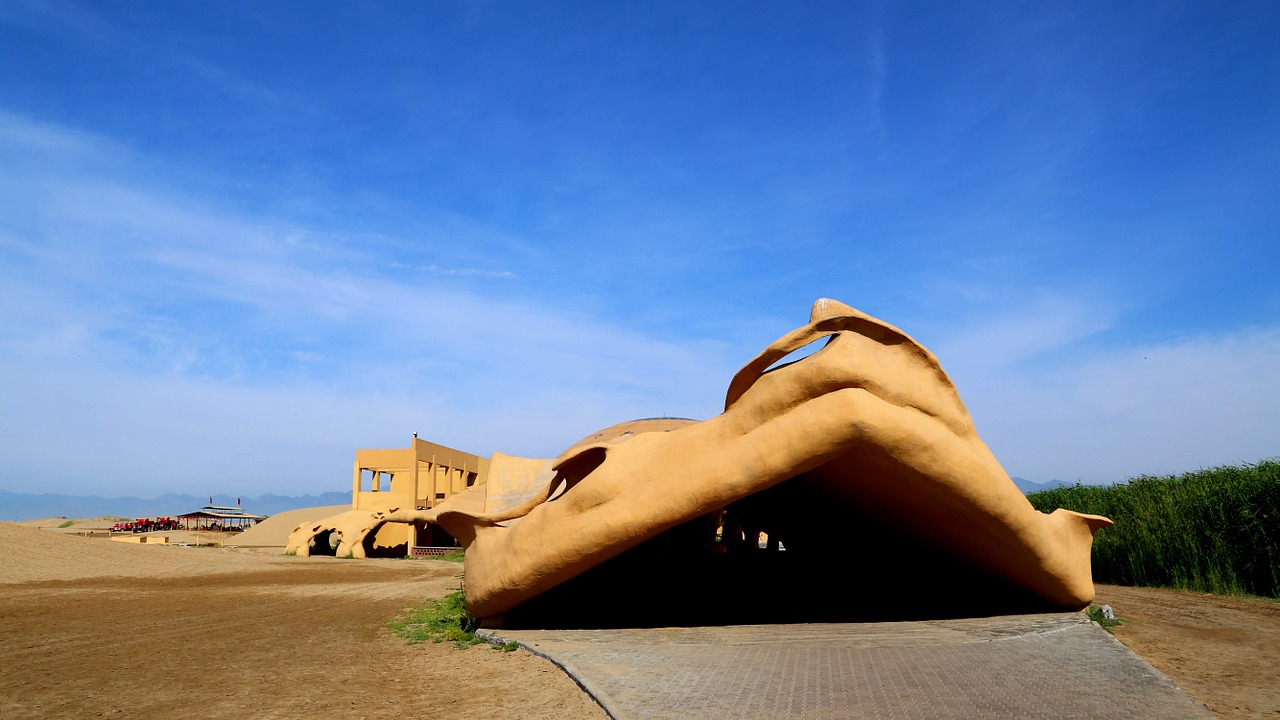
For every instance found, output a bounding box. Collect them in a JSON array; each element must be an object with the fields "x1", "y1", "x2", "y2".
[{"x1": 1027, "y1": 459, "x2": 1280, "y2": 598}]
